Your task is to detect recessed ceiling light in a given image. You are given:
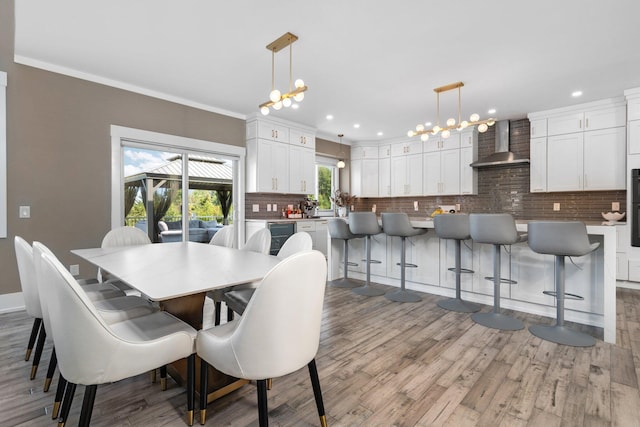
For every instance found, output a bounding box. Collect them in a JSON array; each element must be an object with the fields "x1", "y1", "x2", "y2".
[
  {"x1": 572, "y1": 91, "x2": 583, "y2": 97},
  {"x1": 377, "y1": 131, "x2": 384, "y2": 136},
  {"x1": 424, "y1": 122, "x2": 432, "y2": 127},
  {"x1": 292, "y1": 104, "x2": 299, "y2": 109},
  {"x1": 488, "y1": 109, "x2": 496, "y2": 114},
  {"x1": 353, "y1": 124, "x2": 360, "y2": 129},
  {"x1": 326, "y1": 114, "x2": 333, "y2": 120}
]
